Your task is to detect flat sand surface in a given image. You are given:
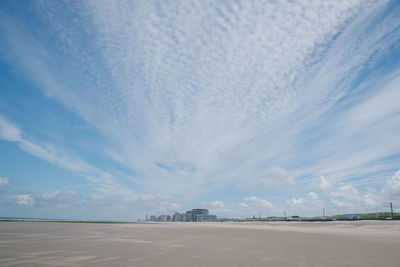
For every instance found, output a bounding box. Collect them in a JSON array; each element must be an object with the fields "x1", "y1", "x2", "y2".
[{"x1": 1, "y1": 221, "x2": 399, "y2": 266}]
